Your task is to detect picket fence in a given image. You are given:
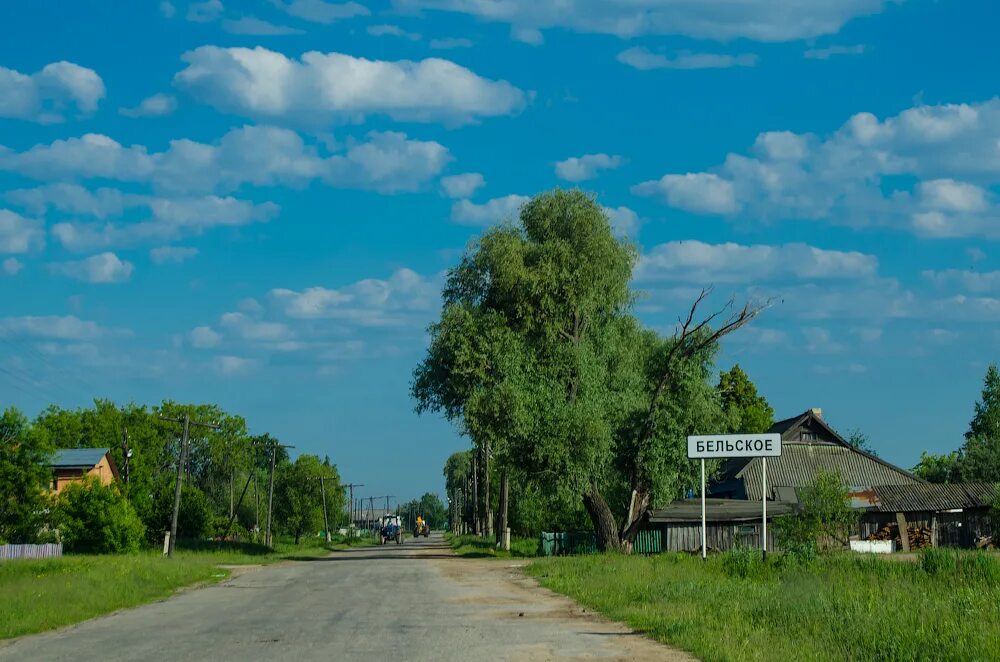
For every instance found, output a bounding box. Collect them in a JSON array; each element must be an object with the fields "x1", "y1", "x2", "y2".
[{"x1": 0, "y1": 543, "x2": 63, "y2": 561}]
